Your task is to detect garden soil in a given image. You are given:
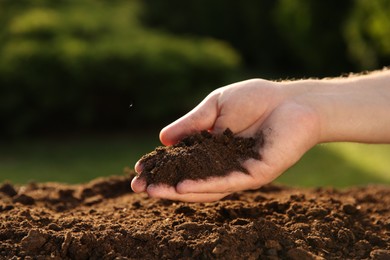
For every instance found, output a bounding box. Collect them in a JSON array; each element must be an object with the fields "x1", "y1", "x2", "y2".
[
  {"x1": 138, "y1": 129, "x2": 261, "y2": 186},
  {"x1": 0, "y1": 174, "x2": 389, "y2": 259},
  {"x1": 0, "y1": 130, "x2": 389, "y2": 259}
]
